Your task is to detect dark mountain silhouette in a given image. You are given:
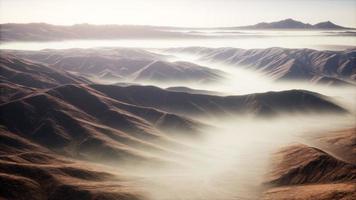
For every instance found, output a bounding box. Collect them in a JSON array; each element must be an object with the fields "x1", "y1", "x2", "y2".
[
  {"x1": 164, "y1": 47, "x2": 356, "y2": 84},
  {"x1": 233, "y1": 18, "x2": 351, "y2": 30},
  {"x1": 313, "y1": 21, "x2": 347, "y2": 29}
]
